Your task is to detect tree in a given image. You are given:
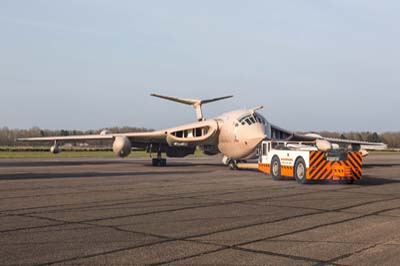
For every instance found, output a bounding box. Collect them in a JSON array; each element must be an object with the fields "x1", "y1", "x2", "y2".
[{"x1": 367, "y1": 132, "x2": 381, "y2": 143}]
